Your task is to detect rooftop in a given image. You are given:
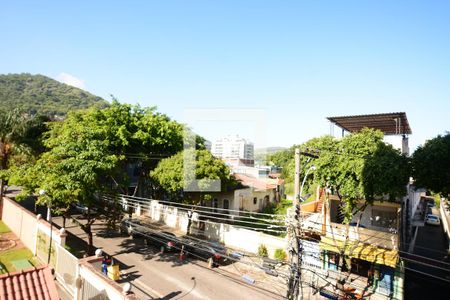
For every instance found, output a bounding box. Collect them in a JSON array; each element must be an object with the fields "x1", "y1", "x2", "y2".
[
  {"x1": 327, "y1": 112, "x2": 412, "y2": 135},
  {"x1": 0, "y1": 266, "x2": 59, "y2": 300}
]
